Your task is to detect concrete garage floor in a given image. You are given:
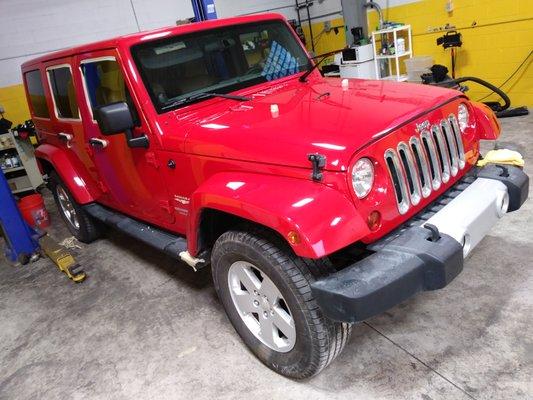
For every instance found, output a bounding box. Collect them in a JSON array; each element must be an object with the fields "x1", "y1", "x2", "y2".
[{"x1": 1, "y1": 115, "x2": 532, "y2": 400}]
